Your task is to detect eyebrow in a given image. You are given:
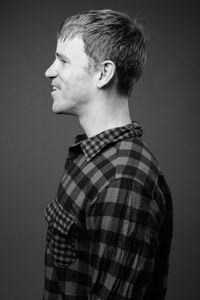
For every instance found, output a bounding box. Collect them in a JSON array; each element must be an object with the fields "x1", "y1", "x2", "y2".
[{"x1": 55, "y1": 52, "x2": 70, "y2": 62}]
